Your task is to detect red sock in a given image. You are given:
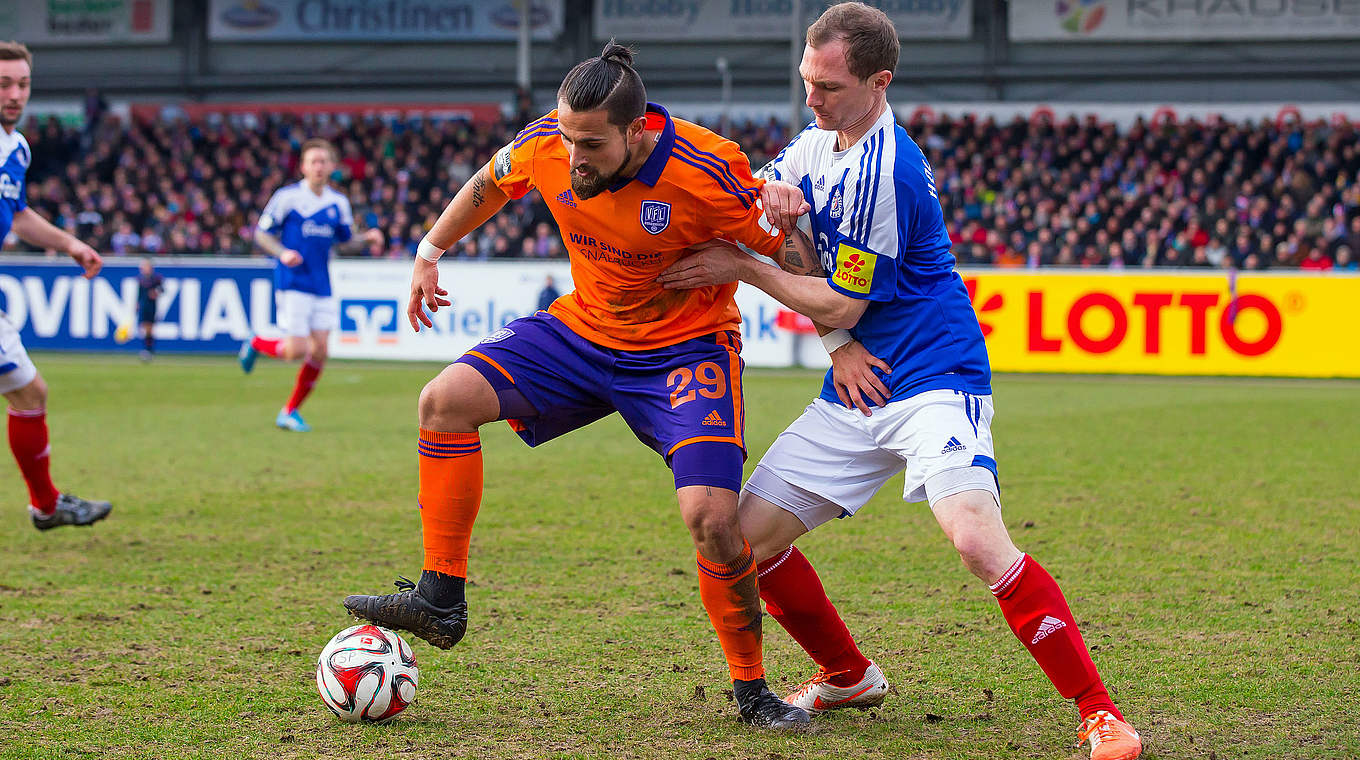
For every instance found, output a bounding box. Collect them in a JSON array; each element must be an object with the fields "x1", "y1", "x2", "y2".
[
  {"x1": 991, "y1": 554, "x2": 1121, "y2": 721},
  {"x1": 284, "y1": 360, "x2": 323, "y2": 413},
  {"x1": 757, "y1": 546, "x2": 871, "y2": 687},
  {"x1": 8, "y1": 408, "x2": 60, "y2": 514},
  {"x1": 251, "y1": 336, "x2": 282, "y2": 358}
]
